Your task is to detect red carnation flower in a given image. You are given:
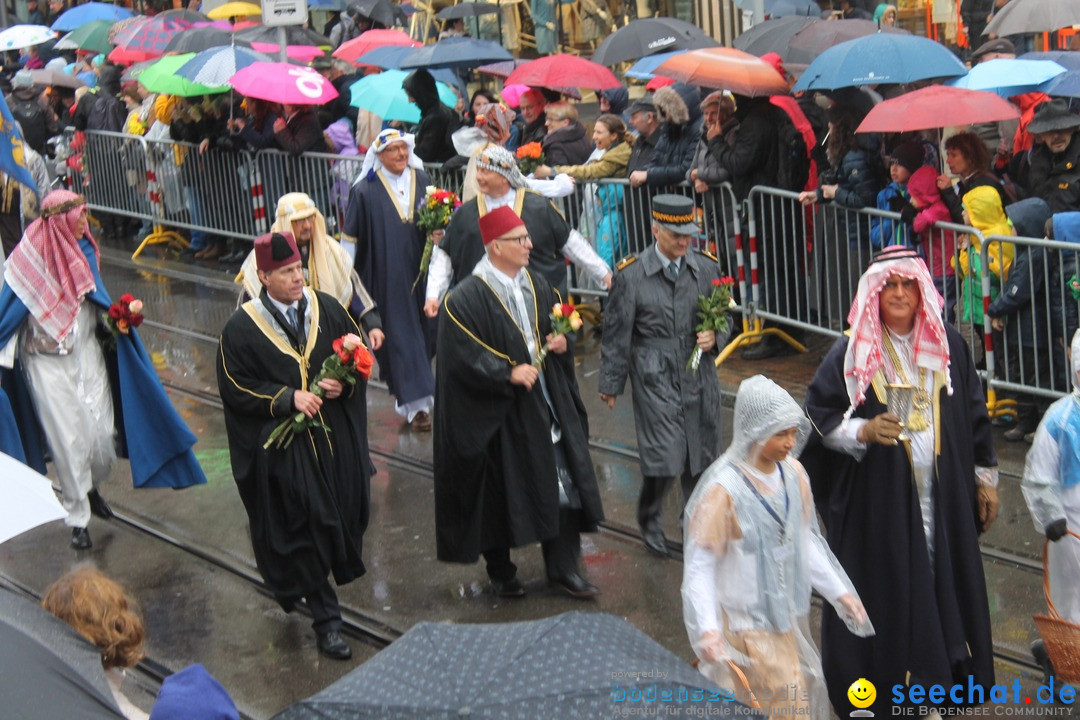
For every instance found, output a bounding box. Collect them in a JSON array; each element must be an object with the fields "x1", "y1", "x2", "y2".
[{"x1": 119, "y1": 293, "x2": 134, "y2": 305}]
